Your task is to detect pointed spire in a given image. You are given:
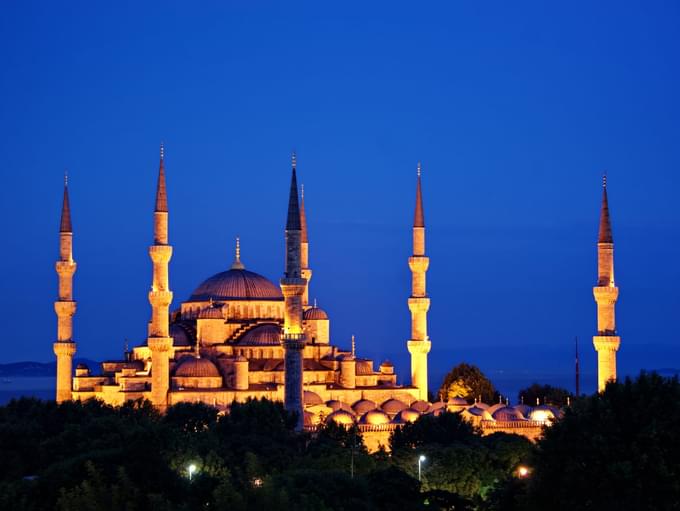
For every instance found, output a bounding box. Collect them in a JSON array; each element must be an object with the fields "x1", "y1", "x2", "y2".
[
  {"x1": 351, "y1": 335, "x2": 356, "y2": 357},
  {"x1": 286, "y1": 152, "x2": 301, "y2": 230},
  {"x1": 231, "y1": 236, "x2": 245, "y2": 270},
  {"x1": 59, "y1": 171, "x2": 72, "y2": 233},
  {"x1": 155, "y1": 143, "x2": 168, "y2": 213},
  {"x1": 300, "y1": 183, "x2": 308, "y2": 243},
  {"x1": 414, "y1": 162, "x2": 425, "y2": 228},
  {"x1": 598, "y1": 174, "x2": 613, "y2": 243}
]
